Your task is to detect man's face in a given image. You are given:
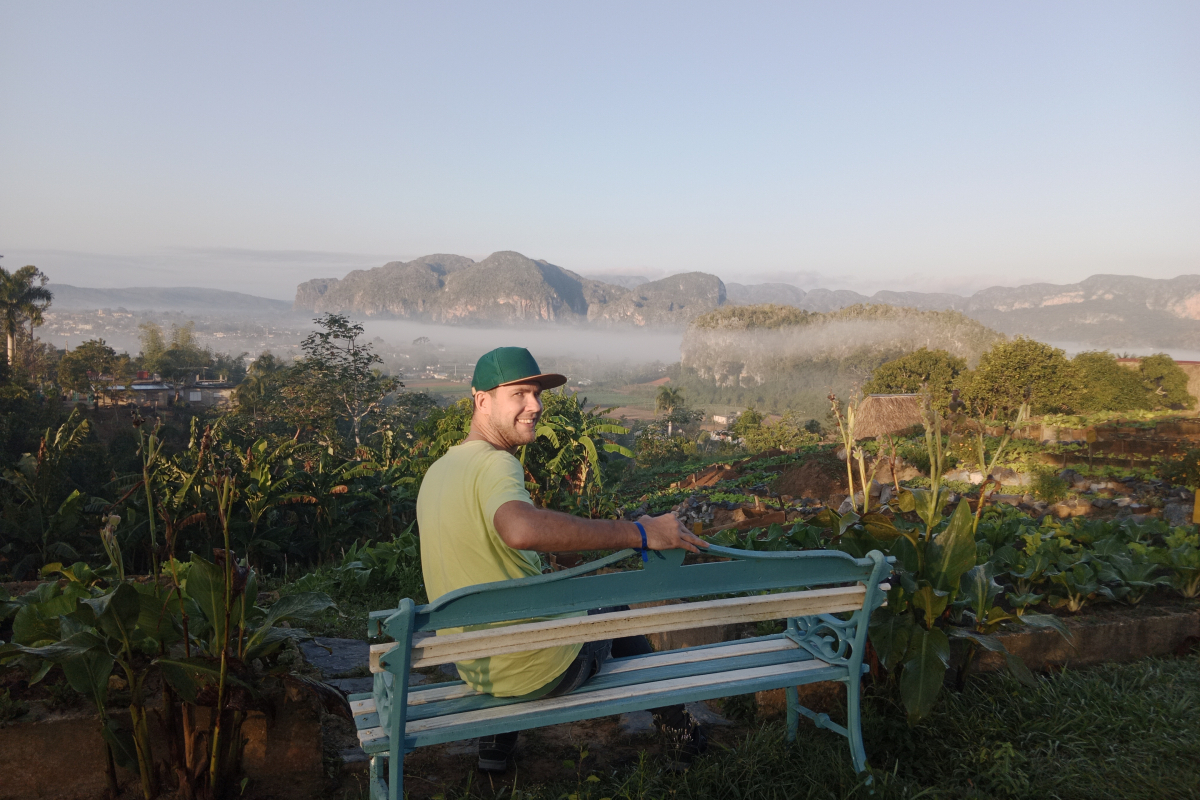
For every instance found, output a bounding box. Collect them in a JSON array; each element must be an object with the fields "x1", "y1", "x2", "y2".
[{"x1": 477, "y1": 381, "x2": 543, "y2": 450}]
